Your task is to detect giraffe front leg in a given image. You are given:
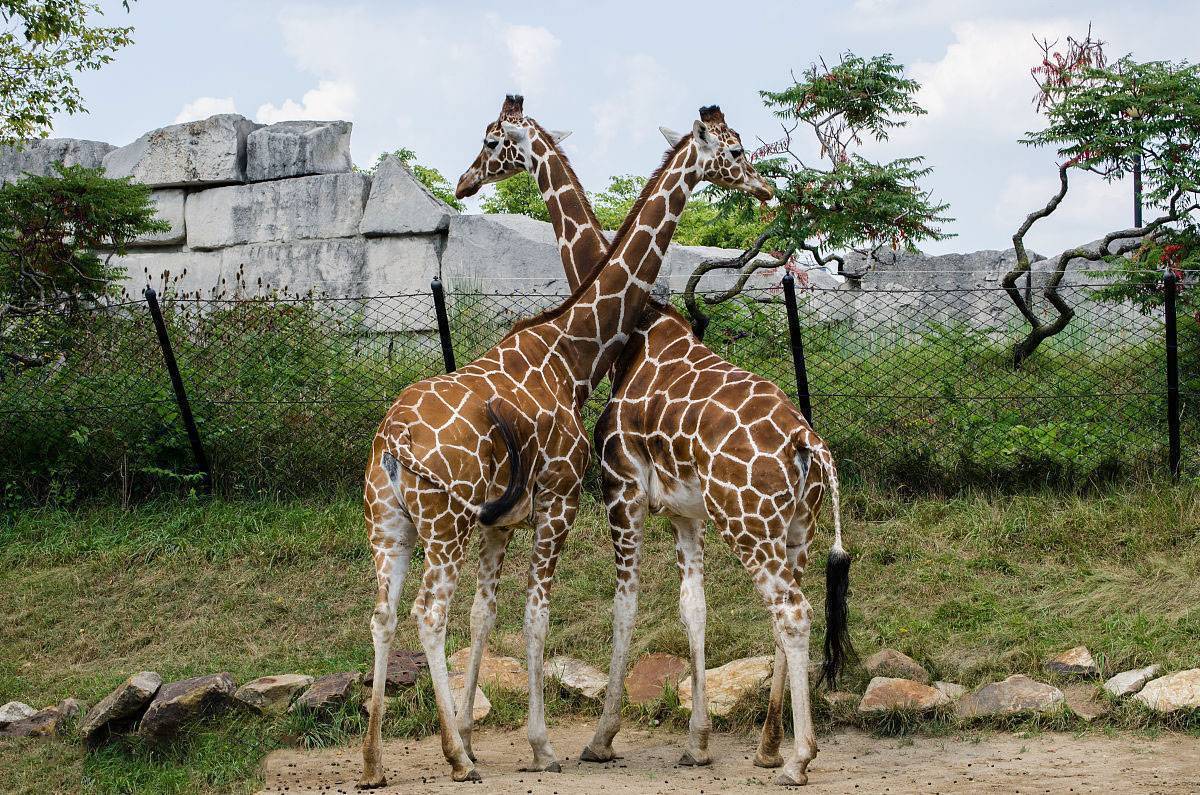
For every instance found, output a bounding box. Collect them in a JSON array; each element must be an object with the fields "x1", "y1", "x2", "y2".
[
  {"x1": 455, "y1": 525, "x2": 512, "y2": 763},
  {"x1": 521, "y1": 497, "x2": 577, "y2": 773},
  {"x1": 359, "y1": 481, "x2": 417, "y2": 789},
  {"x1": 672, "y1": 517, "x2": 711, "y2": 767},
  {"x1": 581, "y1": 477, "x2": 647, "y2": 763}
]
